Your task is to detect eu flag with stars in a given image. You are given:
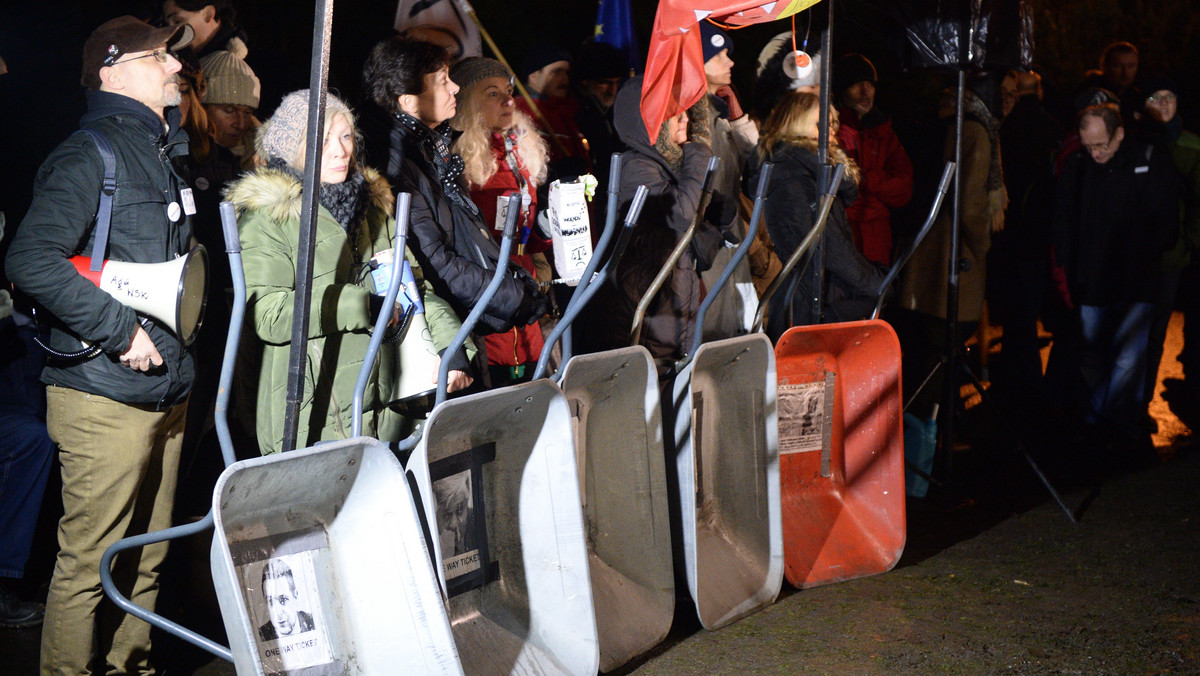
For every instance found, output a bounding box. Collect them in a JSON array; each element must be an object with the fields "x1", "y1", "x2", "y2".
[{"x1": 595, "y1": 0, "x2": 639, "y2": 72}]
